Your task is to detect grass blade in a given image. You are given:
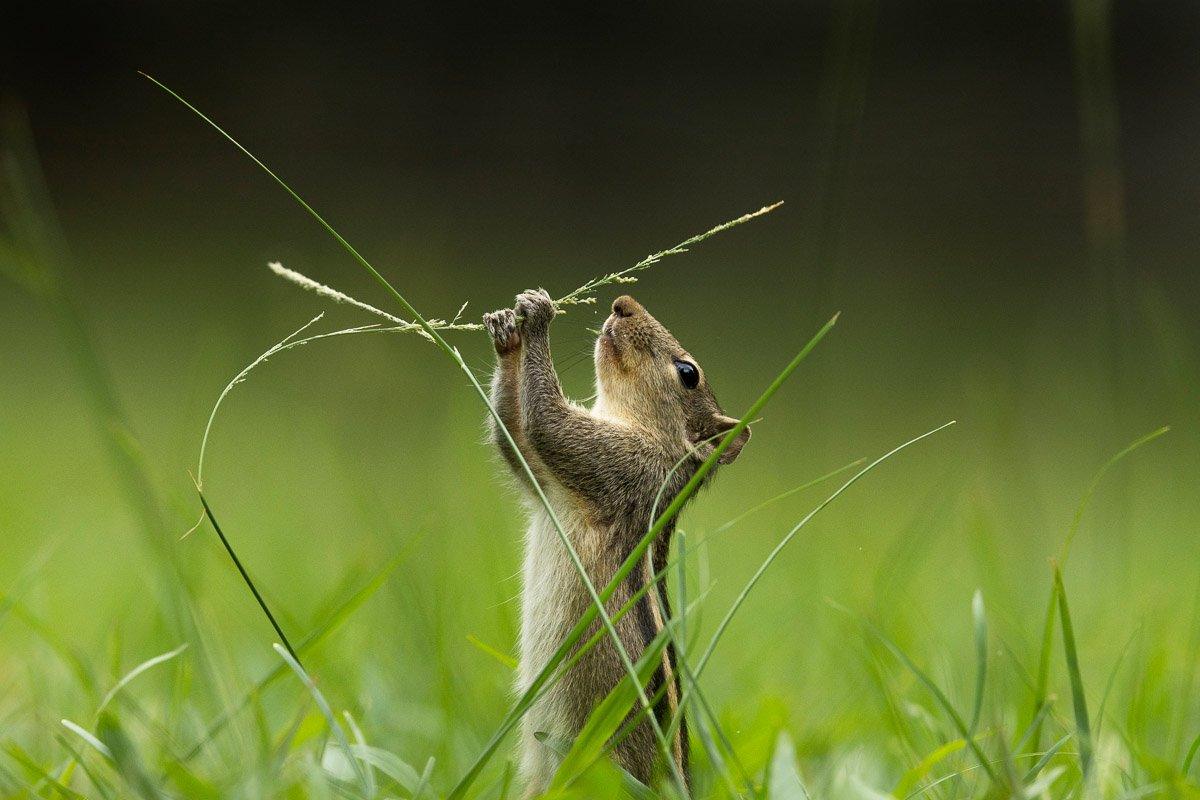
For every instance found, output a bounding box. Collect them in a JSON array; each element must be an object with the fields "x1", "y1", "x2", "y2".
[
  {"x1": 1, "y1": 742, "x2": 87, "y2": 800},
  {"x1": 95, "y1": 643, "x2": 189, "y2": 719},
  {"x1": 892, "y1": 738, "x2": 966, "y2": 798},
  {"x1": 1054, "y1": 566, "x2": 1093, "y2": 777},
  {"x1": 60, "y1": 719, "x2": 112, "y2": 761},
  {"x1": 95, "y1": 713, "x2": 161, "y2": 800},
  {"x1": 1031, "y1": 425, "x2": 1167, "y2": 748},
  {"x1": 830, "y1": 600, "x2": 1000, "y2": 785},
  {"x1": 1023, "y1": 732, "x2": 1072, "y2": 783},
  {"x1": 549, "y1": 611, "x2": 677, "y2": 792},
  {"x1": 1058, "y1": 426, "x2": 1170, "y2": 564},
  {"x1": 184, "y1": 552, "x2": 404, "y2": 761},
  {"x1": 692, "y1": 421, "x2": 956, "y2": 678},
  {"x1": 1182, "y1": 732, "x2": 1200, "y2": 776},
  {"x1": 197, "y1": 491, "x2": 301, "y2": 665},
  {"x1": 969, "y1": 590, "x2": 988, "y2": 736},
  {"x1": 273, "y1": 643, "x2": 370, "y2": 795}
]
